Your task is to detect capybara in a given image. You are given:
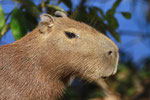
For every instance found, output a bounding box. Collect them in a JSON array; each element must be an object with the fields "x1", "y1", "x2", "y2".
[{"x1": 0, "y1": 11, "x2": 119, "y2": 100}]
